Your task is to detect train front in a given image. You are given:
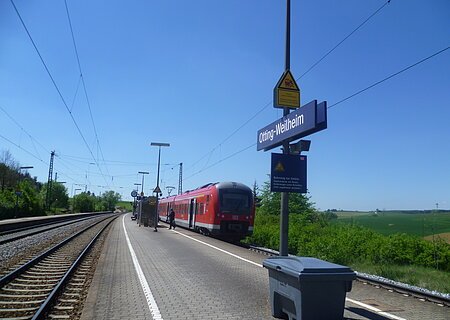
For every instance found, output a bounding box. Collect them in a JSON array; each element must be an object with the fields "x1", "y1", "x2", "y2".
[{"x1": 214, "y1": 182, "x2": 254, "y2": 241}]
